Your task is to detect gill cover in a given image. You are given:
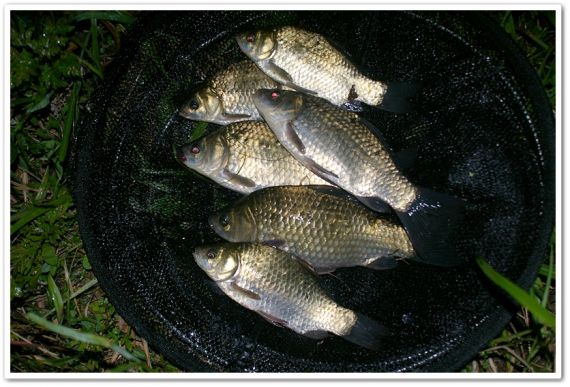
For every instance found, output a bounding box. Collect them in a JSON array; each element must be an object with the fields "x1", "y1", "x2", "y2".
[
  {"x1": 236, "y1": 29, "x2": 277, "y2": 61},
  {"x1": 209, "y1": 204, "x2": 258, "y2": 243},
  {"x1": 180, "y1": 88, "x2": 223, "y2": 122},
  {"x1": 194, "y1": 245, "x2": 240, "y2": 282}
]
